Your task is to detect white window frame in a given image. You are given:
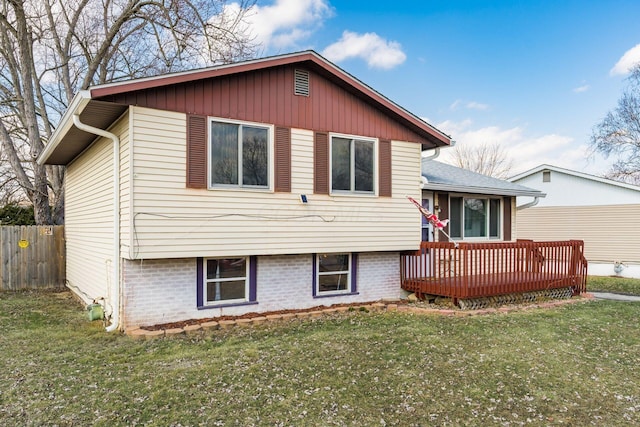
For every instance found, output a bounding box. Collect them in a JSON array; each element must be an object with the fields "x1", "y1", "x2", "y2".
[
  {"x1": 208, "y1": 117, "x2": 274, "y2": 191},
  {"x1": 204, "y1": 257, "x2": 249, "y2": 305},
  {"x1": 329, "y1": 133, "x2": 378, "y2": 195},
  {"x1": 449, "y1": 195, "x2": 502, "y2": 241},
  {"x1": 316, "y1": 253, "x2": 352, "y2": 295}
]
